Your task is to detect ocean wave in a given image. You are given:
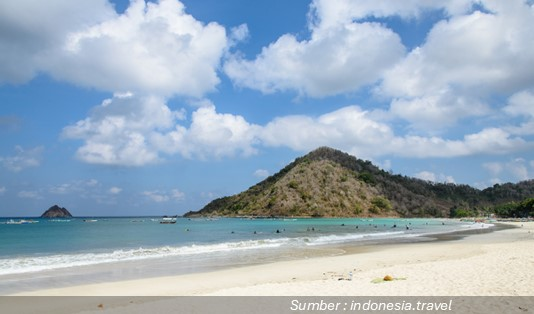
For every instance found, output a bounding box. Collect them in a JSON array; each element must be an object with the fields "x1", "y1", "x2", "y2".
[
  {"x1": 461, "y1": 222, "x2": 495, "y2": 229},
  {"x1": 303, "y1": 231, "x2": 407, "y2": 246},
  {"x1": 0, "y1": 239, "x2": 289, "y2": 275}
]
